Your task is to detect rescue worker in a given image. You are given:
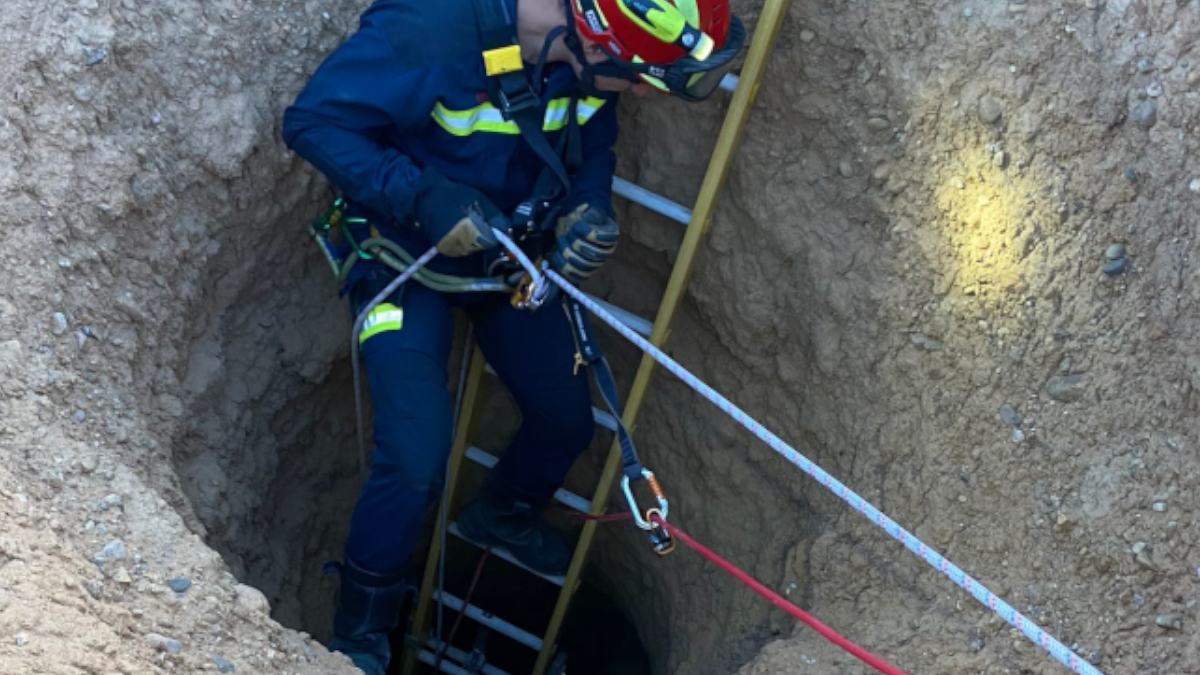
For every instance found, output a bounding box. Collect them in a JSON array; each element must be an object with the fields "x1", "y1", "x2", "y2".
[{"x1": 282, "y1": 0, "x2": 742, "y2": 672}]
